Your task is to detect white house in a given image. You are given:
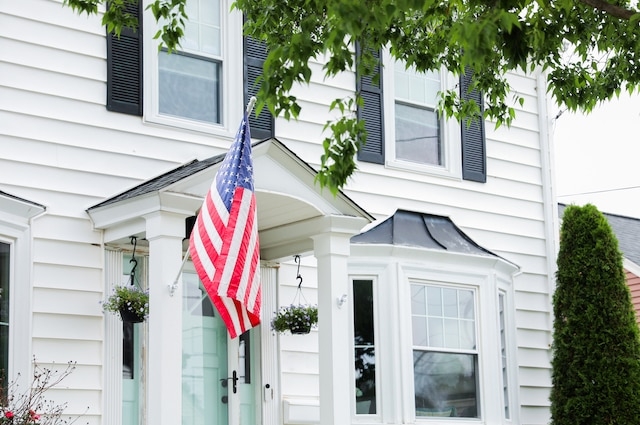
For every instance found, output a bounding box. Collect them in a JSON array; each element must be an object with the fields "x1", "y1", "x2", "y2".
[{"x1": 0, "y1": 1, "x2": 557, "y2": 425}]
